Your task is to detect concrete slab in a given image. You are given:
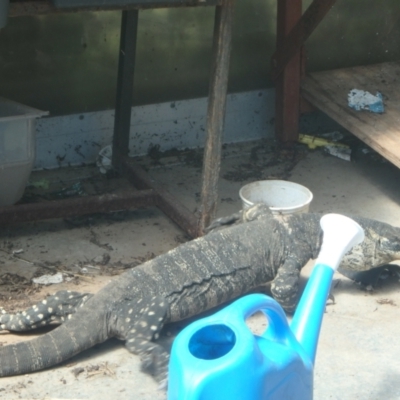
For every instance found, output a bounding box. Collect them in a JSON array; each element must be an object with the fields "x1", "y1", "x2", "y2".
[{"x1": 0, "y1": 141, "x2": 400, "y2": 399}]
